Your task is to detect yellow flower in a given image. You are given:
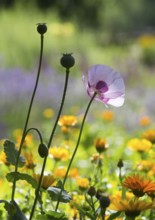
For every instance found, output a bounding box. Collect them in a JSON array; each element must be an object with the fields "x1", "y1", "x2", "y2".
[
  {"x1": 139, "y1": 115, "x2": 151, "y2": 126},
  {"x1": 33, "y1": 173, "x2": 55, "y2": 190},
  {"x1": 111, "y1": 198, "x2": 153, "y2": 218},
  {"x1": 49, "y1": 146, "x2": 69, "y2": 161},
  {"x1": 0, "y1": 151, "x2": 9, "y2": 166},
  {"x1": 142, "y1": 129, "x2": 155, "y2": 144},
  {"x1": 13, "y1": 129, "x2": 33, "y2": 149},
  {"x1": 137, "y1": 34, "x2": 155, "y2": 48},
  {"x1": 76, "y1": 177, "x2": 89, "y2": 190},
  {"x1": 127, "y1": 138, "x2": 152, "y2": 152},
  {"x1": 101, "y1": 110, "x2": 114, "y2": 122},
  {"x1": 58, "y1": 115, "x2": 77, "y2": 127},
  {"x1": 24, "y1": 152, "x2": 36, "y2": 169},
  {"x1": 123, "y1": 173, "x2": 155, "y2": 197},
  {"x1": 54, "y1": 166, "x2": 66, "y2": 178},
  {"x1": 43, "y1": 108, "x2": 54, "y2": 118},
  {"x1": 94, "y1": 138, "x2": 107, "y2": 153}
]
